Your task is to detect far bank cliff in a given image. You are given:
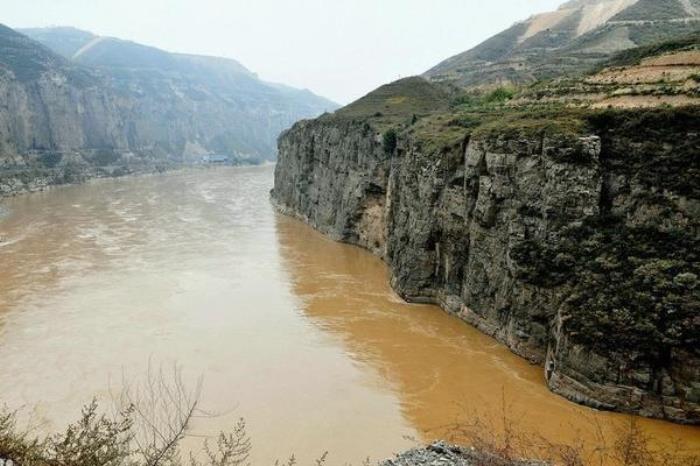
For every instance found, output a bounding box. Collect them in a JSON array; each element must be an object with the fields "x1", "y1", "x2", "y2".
[{"x1": 272, "y1": 97, "x2": 700, "y2": 424}]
